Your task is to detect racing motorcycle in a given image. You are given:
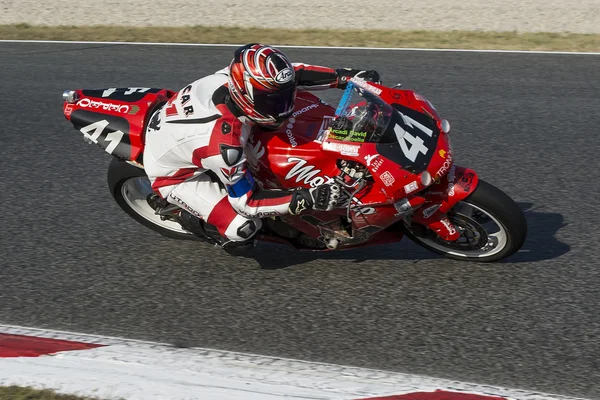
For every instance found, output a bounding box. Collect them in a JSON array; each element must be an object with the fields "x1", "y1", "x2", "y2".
[{"x1": 61, "y1": 77, "x2": 527, "y2": 262}]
